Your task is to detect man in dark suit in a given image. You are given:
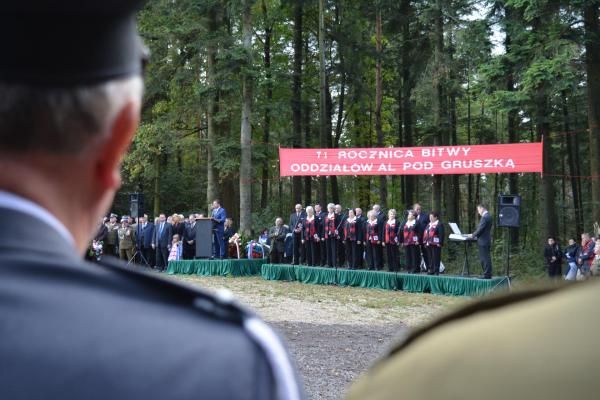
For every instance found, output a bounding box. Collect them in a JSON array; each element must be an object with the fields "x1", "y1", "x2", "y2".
[
  {"x1": 268, "y1": 218, "x2": 289, "y2": 264},
  {"x1": 315, "y1": 203, "x2": 327, "y2": 266},
  {"x1": 413, "y1": 203, "x2": 429, "y2": 272},
  {"x1": 373, "y1": 204, "x2": 386, "y2": 271},
  {"x1": 335, "y1": 204, "x2": 347, "y2": 266},
  {"x1": 355, "y1": 208, "x2": 365, "y2": 268},
  {"x1": 136, "y1": 214, "x2": 154, "y2": 267},
  {"x1": 183, "y1": 213, "x2": 196, "y2": 260},
  {"x1": 0, "y1": 4, "x2": 302, "y2": 399},
  {"x1": 211, "y1": 199, "x2": 226, "y2": 259},
  {"x1": 469, "y1": 204, "x2": 493, "y2": 278},
  {"x1": 289, "y1": 204, "x2": 306, "y2": 265},
  {"x1": 152, "y1": 213, "x2": 172, "y2": 271}
]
